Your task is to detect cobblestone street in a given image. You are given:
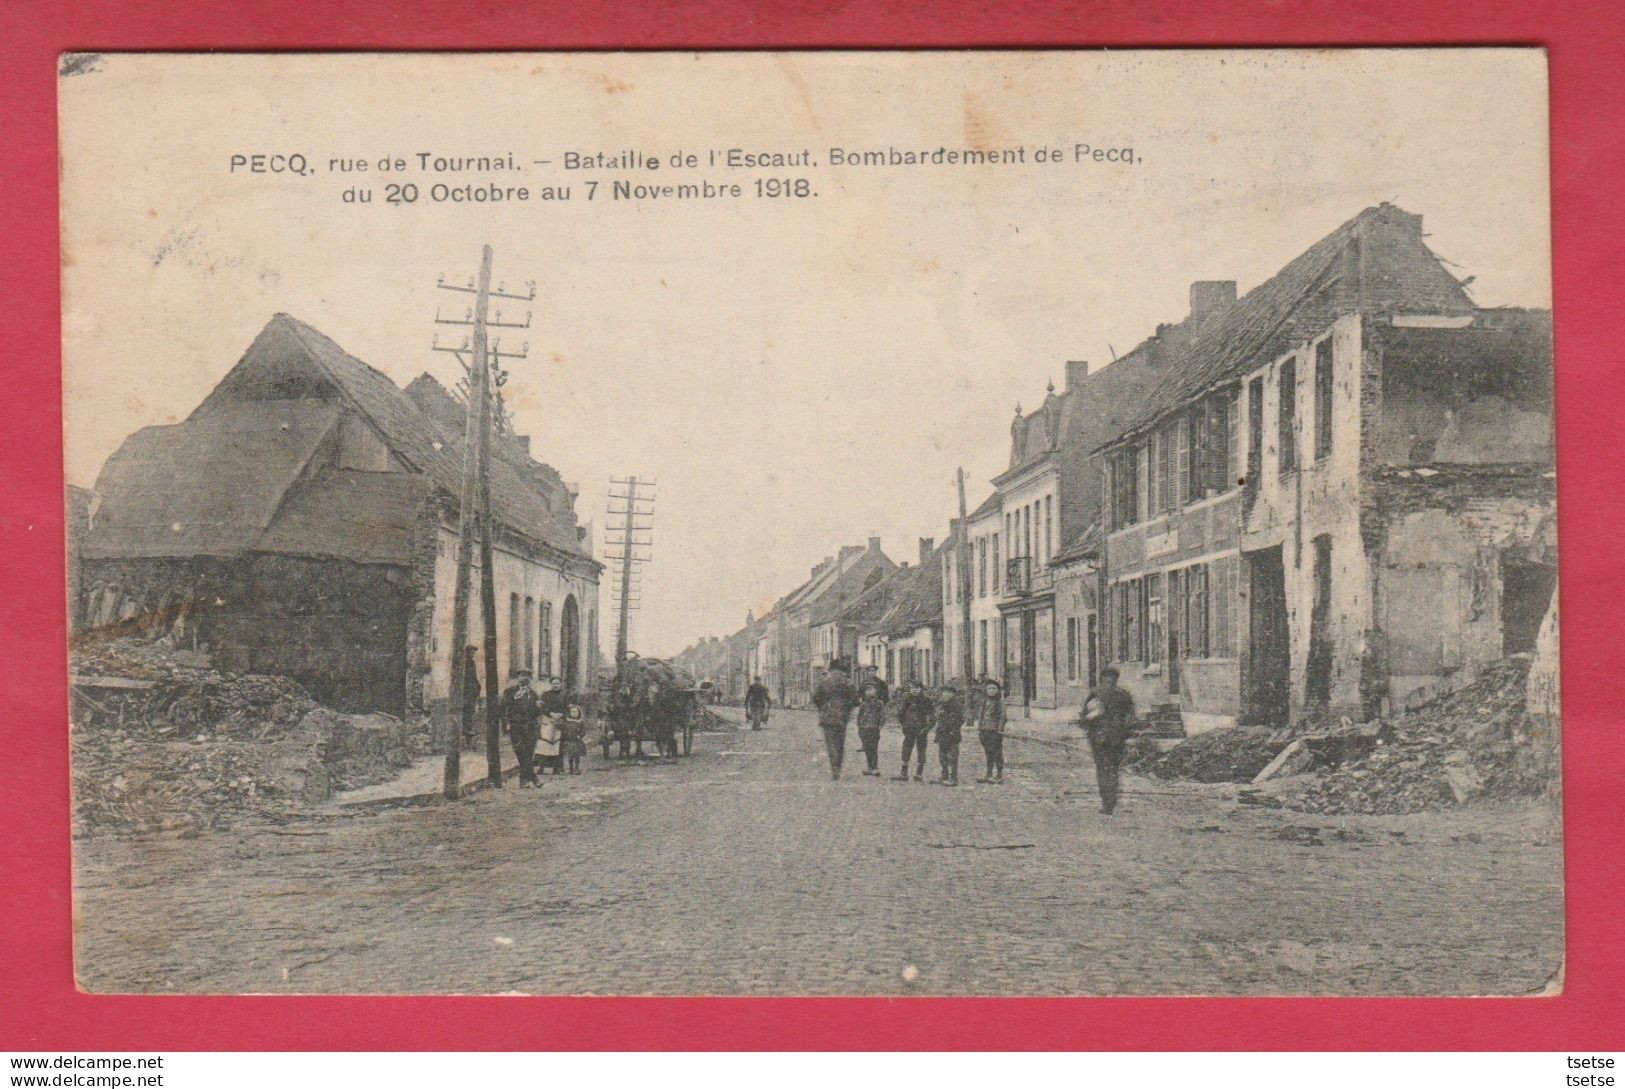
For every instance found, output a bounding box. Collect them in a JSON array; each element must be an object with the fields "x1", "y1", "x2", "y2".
[{"x1": 73, "y1": 708, "x2": 1563, "y2": 996}]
